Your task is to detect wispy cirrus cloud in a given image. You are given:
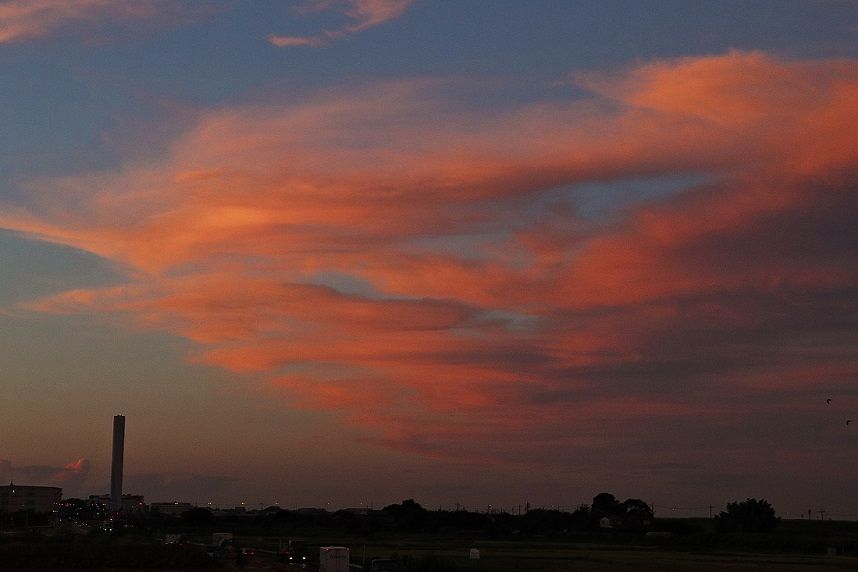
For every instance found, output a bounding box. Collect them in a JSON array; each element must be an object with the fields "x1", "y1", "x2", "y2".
[
  {"x1": 269, "y1": 0, "x2": 412, "y2": 47},
  {"x1": 0, "y1": 0, "x2": 151, "y2": 44},
  {"x1": 1, "y1": 52, "x2": 856, "y2": 491},
  {"x1": 0, "y1": 0, "x2": 209, "y2": 45}
]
